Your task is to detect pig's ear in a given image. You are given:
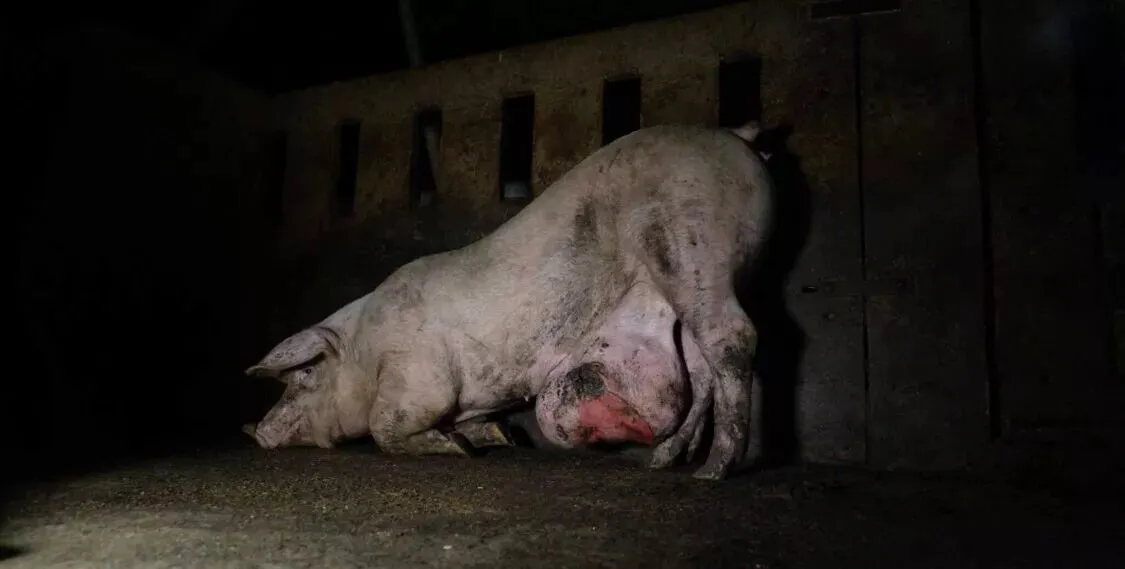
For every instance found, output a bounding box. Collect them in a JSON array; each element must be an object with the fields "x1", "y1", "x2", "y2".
[{"x1": 245, "y1": 327, "x2": 334, "y2": 378}]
